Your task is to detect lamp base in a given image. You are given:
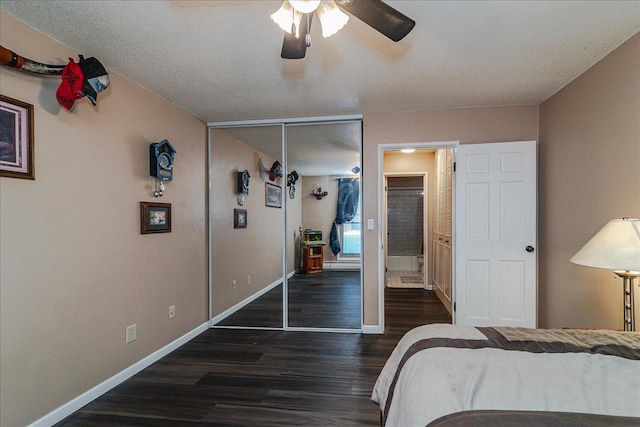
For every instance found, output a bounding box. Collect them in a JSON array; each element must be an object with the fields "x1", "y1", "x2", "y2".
[{"x1": 615, "y1": 270, "x2": 639, "y2": 332}]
